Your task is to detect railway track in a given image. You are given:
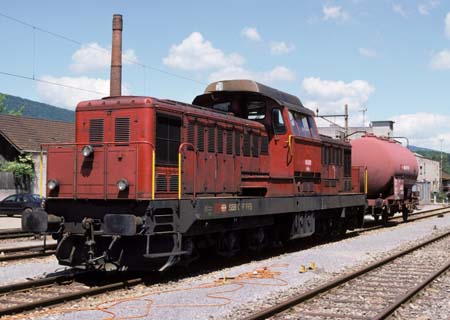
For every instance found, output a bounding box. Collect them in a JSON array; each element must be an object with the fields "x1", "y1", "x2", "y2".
[
  {"x1": 392, "y1": 205, "x2": 449, "y2": 223},
  {"x1": 0, "y1": 243, "x2": 57, "y2": 263},
  {"x1": 0, "y1": 207, "x2": 446, "y2": 318},
  {"x1": 358, "y1": 205, "x2": 450, "y2": 234},
  {"x1": 0, "y1": 229, "x2": 35, "y2": 240},
  {"x1": 0, "y1": 271, "x2": 144, "y2": 317},
  {"x1": 244, "y1": 230, "x2": 450, "y2": 320}
]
